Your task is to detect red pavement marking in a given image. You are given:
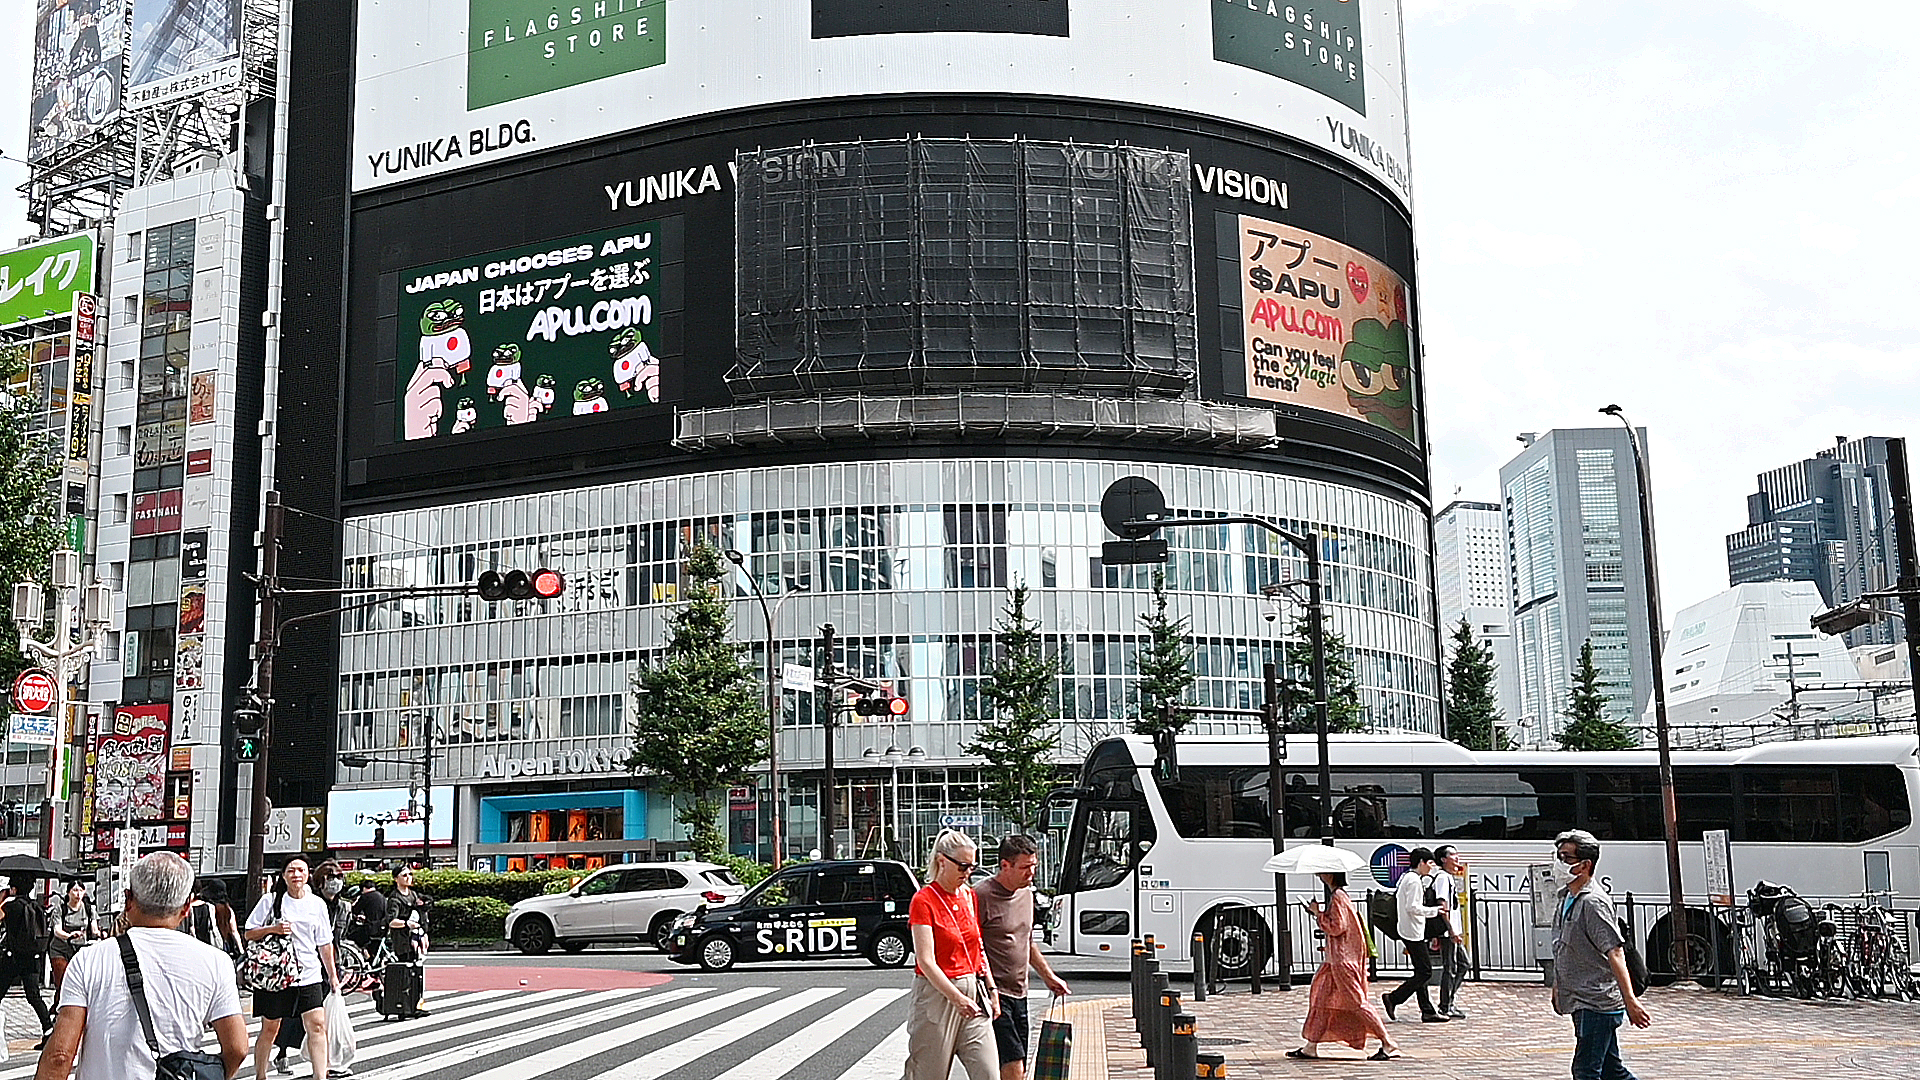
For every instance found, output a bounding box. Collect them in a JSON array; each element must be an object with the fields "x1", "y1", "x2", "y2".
[{"x1": 424, "y1": 965, "x2": 673, "y2": 991}]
